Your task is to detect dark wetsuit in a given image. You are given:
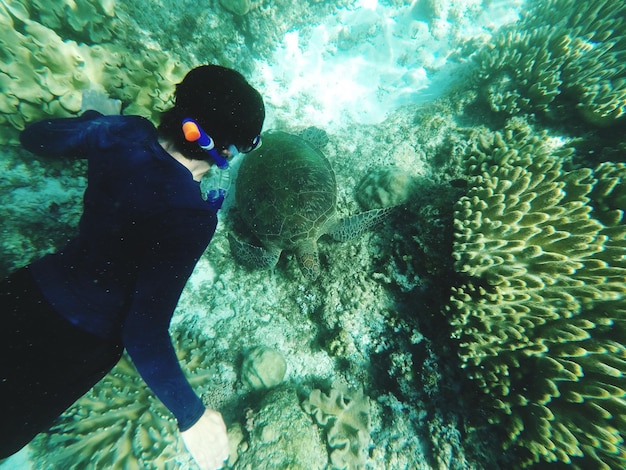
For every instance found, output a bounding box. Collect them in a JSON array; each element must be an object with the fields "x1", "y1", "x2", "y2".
[{"x1": 0, "y1": 111, "x2": 217, "y2": 457}]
